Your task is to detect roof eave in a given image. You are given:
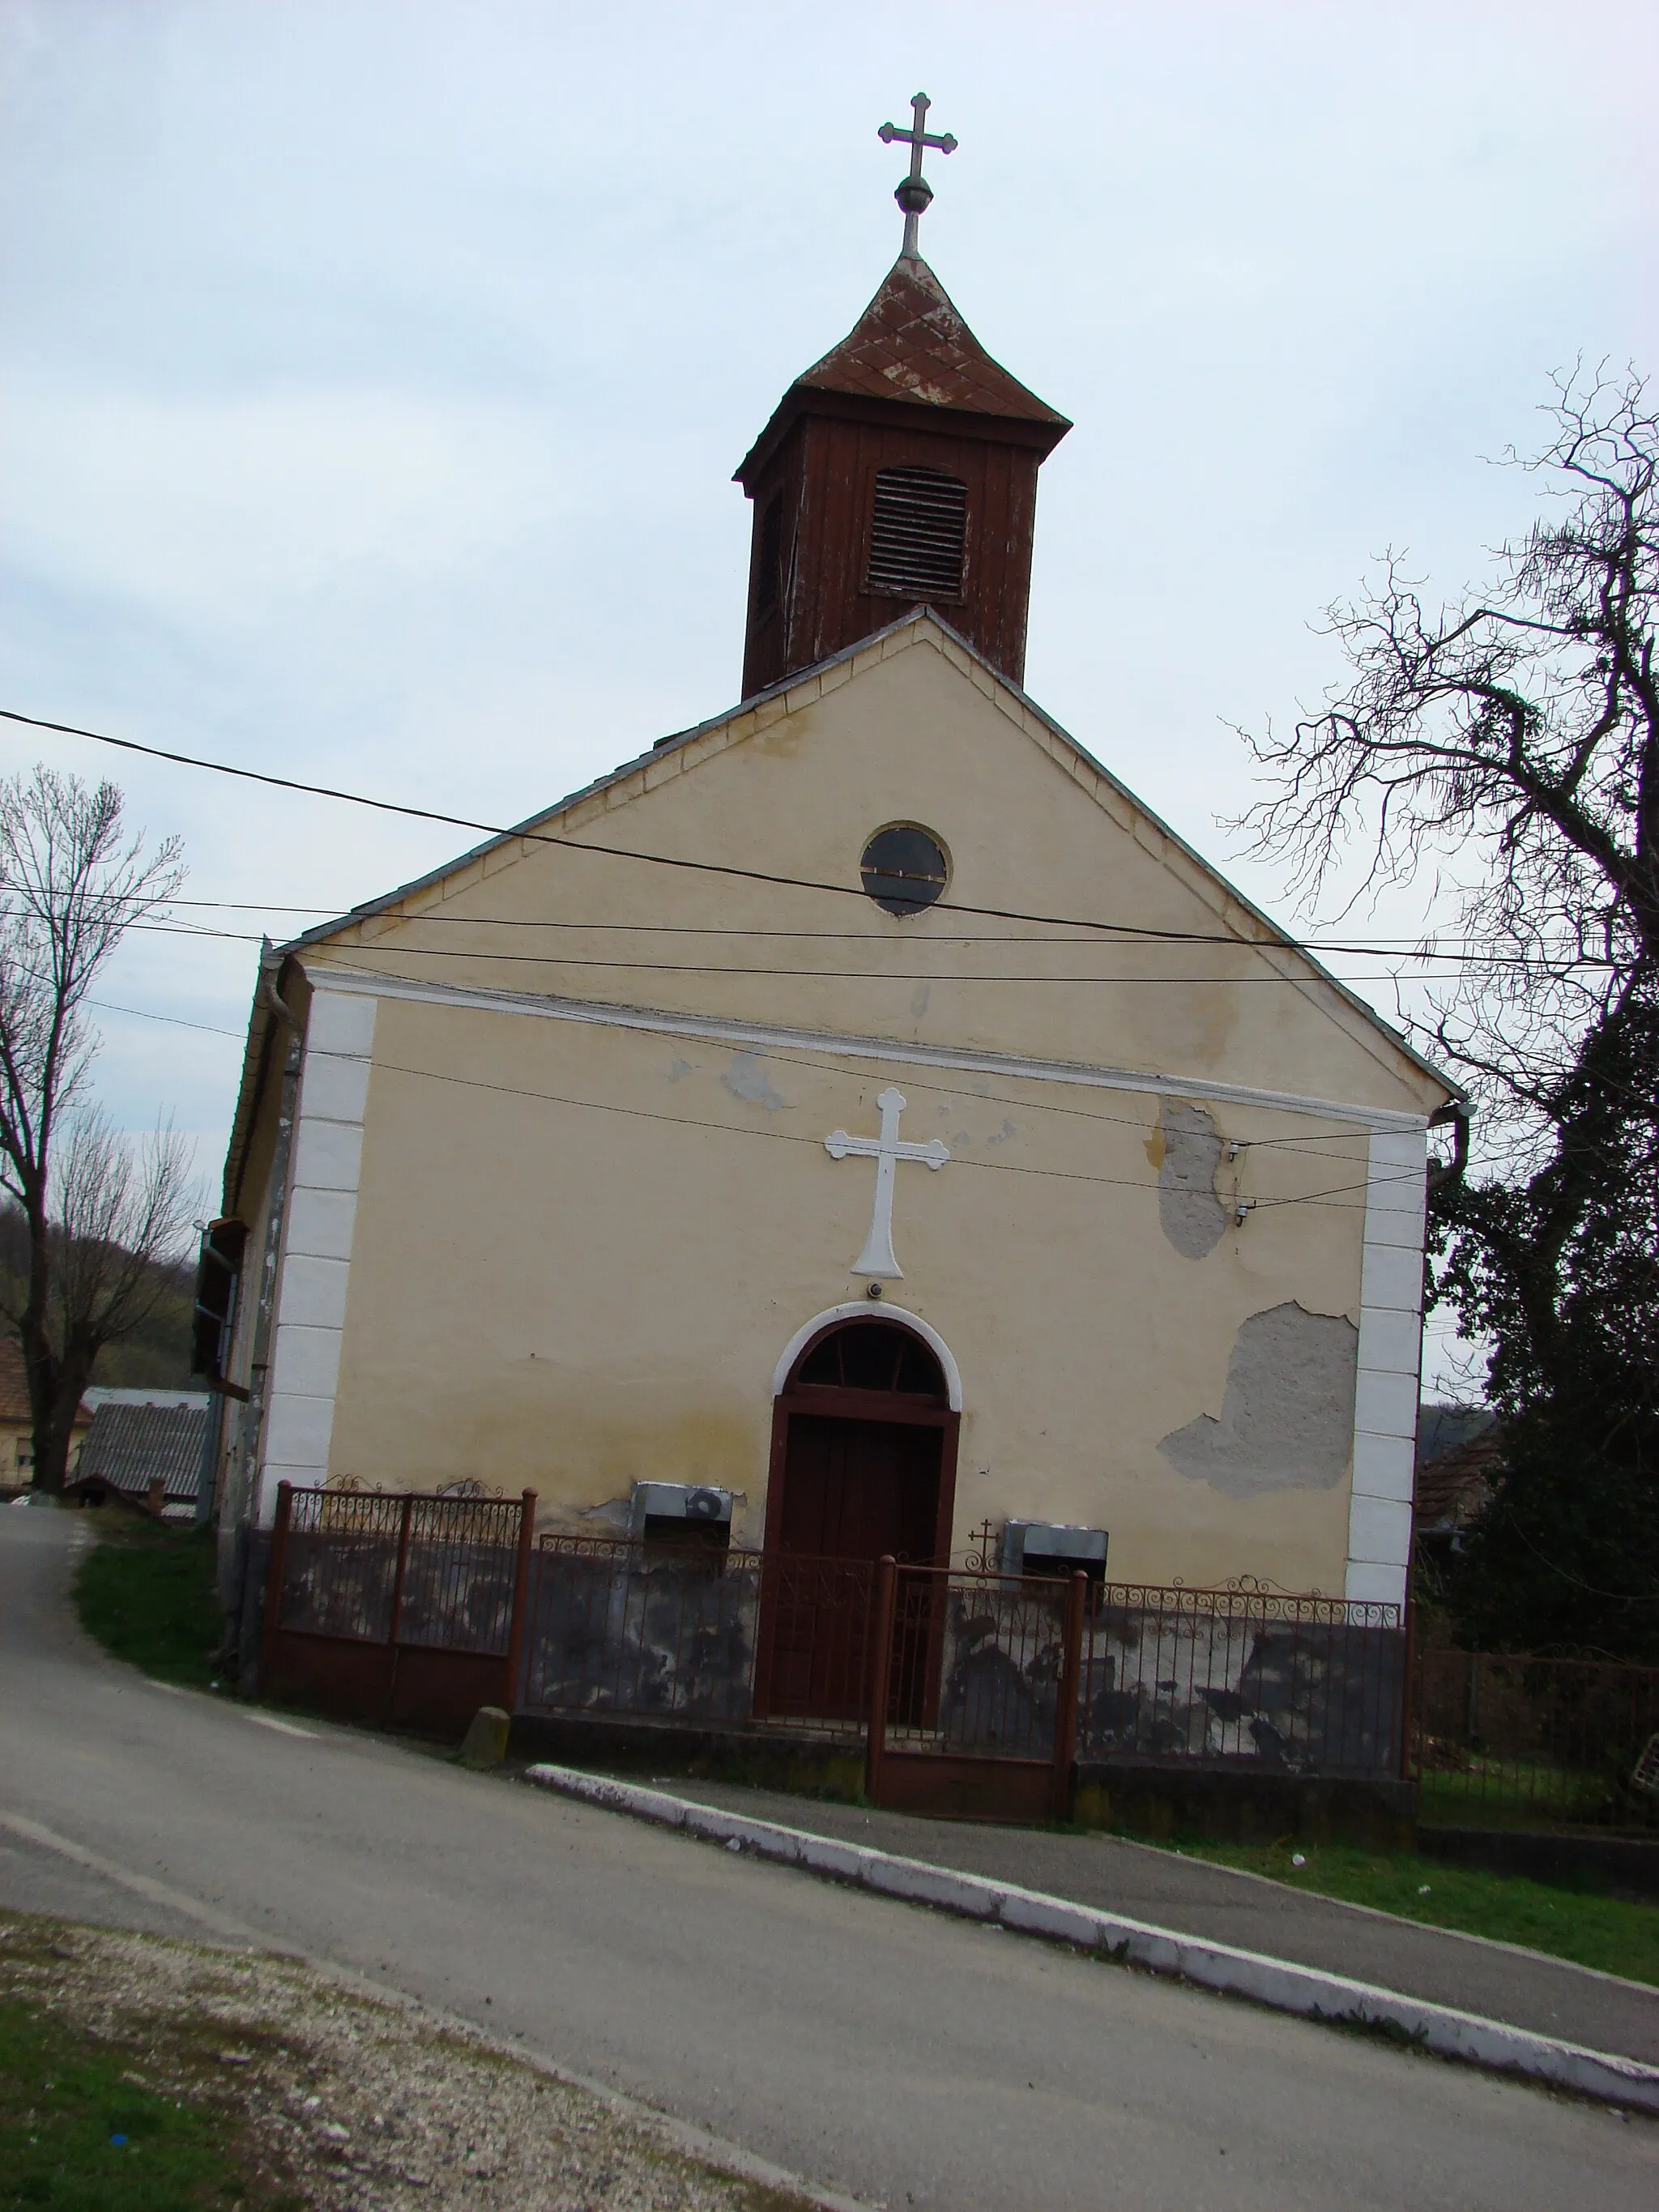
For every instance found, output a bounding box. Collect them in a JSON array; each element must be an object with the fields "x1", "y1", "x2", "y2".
[{"x1": 733, "y1": 381, "x2": 1072, "y2": 489}]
